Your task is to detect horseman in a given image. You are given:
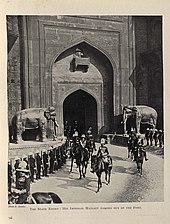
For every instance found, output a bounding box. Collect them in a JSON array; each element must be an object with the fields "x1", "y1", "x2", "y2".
[
  {"x1": 80, "y1": 134, "x2": 87, "y2": 148},
  {"x1": 86, "y1": 126, "x2": 93, "y2": 141},
  {"x1": 72, "y1": 130, "x2": 79, "y2": 144},
  {"x1": 133, "y1": 141, "x2": 148, "y2": 162},
  {"x1": 80, "y1": 134, "x2": 89, "y2": 162},
  {"x1": 86, "y1": 134, "x2": 96, "y2": 159},
  {"x1": 91, "y1": 138, "x2": 111, "y2": 173},
  {"x1": 127, "y1": 129, "x2": 137, "y2": 159}
]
